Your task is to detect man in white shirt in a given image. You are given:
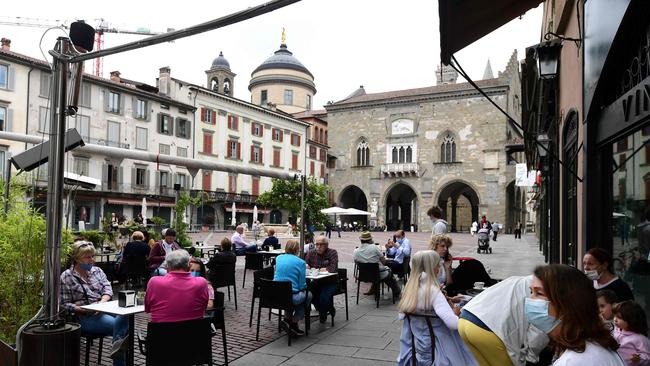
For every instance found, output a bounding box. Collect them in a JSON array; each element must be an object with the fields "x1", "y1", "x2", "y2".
[
  {"x1": 427, "y1": 206, "x2": 448, "y2": 236},
  {"x1": 354, "y1": 231, "x2": 401, "y2": 298},
  {"x1": 232, "y1": 225, "x2": 257, "y2": 255},
  {"x1": 385, "y1": 230, "x2": 411, "y2": 278}
]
